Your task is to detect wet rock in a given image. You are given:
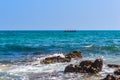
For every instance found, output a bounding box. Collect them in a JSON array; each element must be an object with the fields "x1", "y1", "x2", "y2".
[
  {"x1": 90, "y1": 58, "x2": 103, "y2": 73},
  {"x1": 79, "y1": 60, "x2": 93, "y2": 73},
  {"x1": 114, "y1": 69, "x2": 120, "y2": 75},
  {"x1": 64, "y1": 58, "x2": 103, "y2": 74},
  {"x1": 64, "y1": 64, "x2": 81, "y2": 73},
  {"x1": 40, "y1": 51, "x2": 82, "y2": 64},
  {"x1": 102, "y1": 66, "x2": 120, "y2": 80},
  {"x1": 40, "y1": 56, "x2": 71, "y2": 64},
  {"x1": 65, "y1": 51, "x2": 82, "y2": 59},
  {"x1": 64, "y1": 64, "x2": 77, "y2": 73},
  {"x1": 79, "y1": 58, "x2": 103, "y2": 73},
  {"x1": 102, "y1": 74, "x2": 120, "y2": 80},
  {"x1": 108, "y1": 64, "x2": 120, "y2": 68}
]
